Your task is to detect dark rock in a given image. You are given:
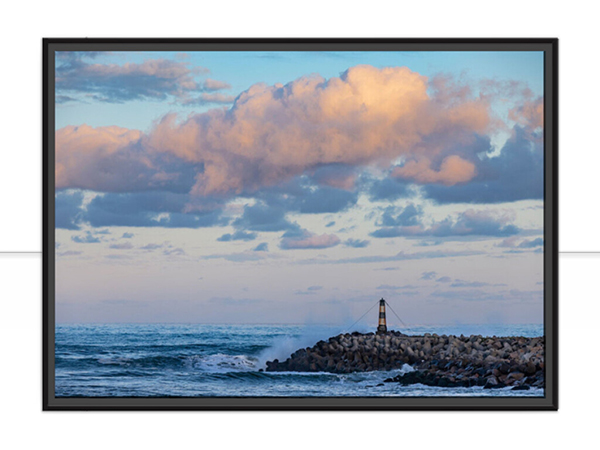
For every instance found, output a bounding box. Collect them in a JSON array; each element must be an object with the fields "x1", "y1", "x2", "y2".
[
  {"x1": 508, "y1": 371, "x2": 525, "y2": 382},
  {"x1": 264, "y1": 331, "x2": 545, "y2": 390}
]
